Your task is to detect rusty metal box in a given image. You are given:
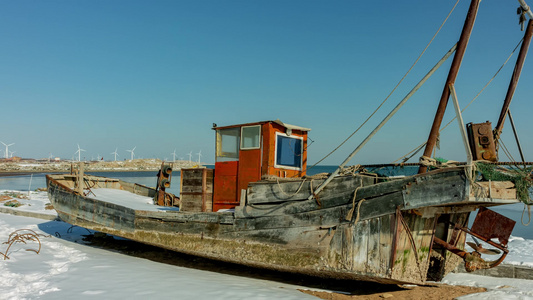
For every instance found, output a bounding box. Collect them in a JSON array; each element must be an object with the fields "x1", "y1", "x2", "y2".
[{"x1": 467, "y1": 121, "x2": 498, "y2": 161}]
